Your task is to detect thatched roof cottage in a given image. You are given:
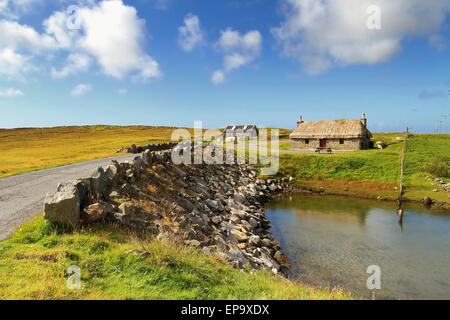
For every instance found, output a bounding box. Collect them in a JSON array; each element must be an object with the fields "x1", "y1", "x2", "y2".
[{"x1": 290, "y1": 114, "x2": 372, "y2": 151}]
